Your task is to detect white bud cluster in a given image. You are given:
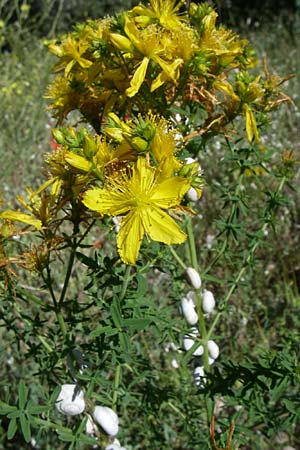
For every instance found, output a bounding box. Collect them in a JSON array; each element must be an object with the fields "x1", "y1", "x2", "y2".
[
  {"x1": 179, "y1": 266, "x2": 220, "y2": 386},
  {"x1": 55, "y1": 385, "x2": 127, "y2": 448}
]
